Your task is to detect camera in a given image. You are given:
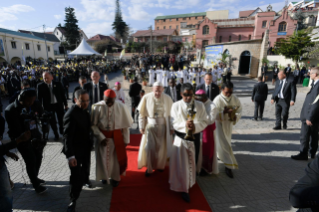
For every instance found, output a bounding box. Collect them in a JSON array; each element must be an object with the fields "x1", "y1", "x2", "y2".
[{"x1": 20, "y1": 108, "x2": 52, "y2": 149}]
